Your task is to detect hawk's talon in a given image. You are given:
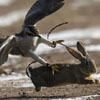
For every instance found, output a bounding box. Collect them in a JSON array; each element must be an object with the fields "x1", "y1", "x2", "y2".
[
  {"x1": 55, "y1": 40, "x2": 64, "y2": 44},
  {"x1": 53, "y1": 40, "x2": 64, "y2": 47},
  {"x1": 52, "y1": 41, "x2": 56, "y2": 48},
  {"x1": 46, "y1": 64, "x2": 60, "y2": 75},
  {"x1": 51, "y1": 65, "x2": 60, "y2": 75}
]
